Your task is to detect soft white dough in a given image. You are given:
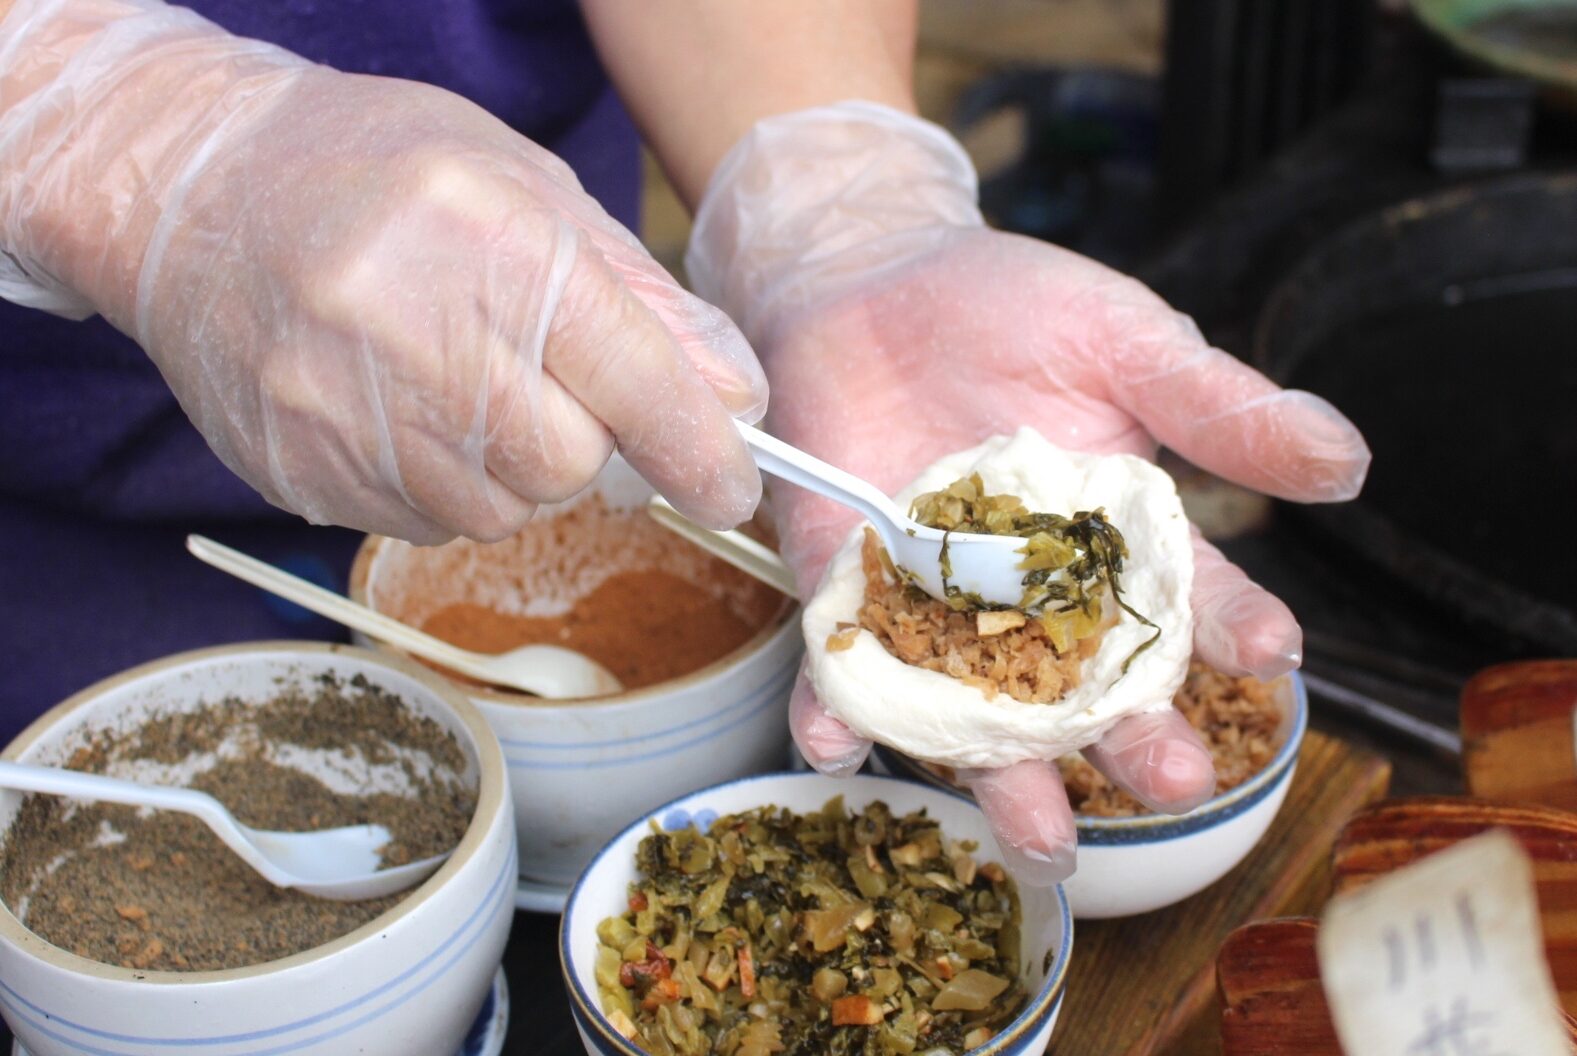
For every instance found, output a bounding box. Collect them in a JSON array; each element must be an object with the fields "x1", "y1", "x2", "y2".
[{"x1": 802, "y1": 428, "x2": 1194, "y2": 769}]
